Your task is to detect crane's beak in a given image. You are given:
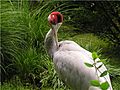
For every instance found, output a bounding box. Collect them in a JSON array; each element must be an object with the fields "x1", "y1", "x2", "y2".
[
  {"x1": 53, "y1": 28, "x2": 59, "y2": 48},
  {"x1": 52, "y1": 23, "x2": 62, "y2": 48}
]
